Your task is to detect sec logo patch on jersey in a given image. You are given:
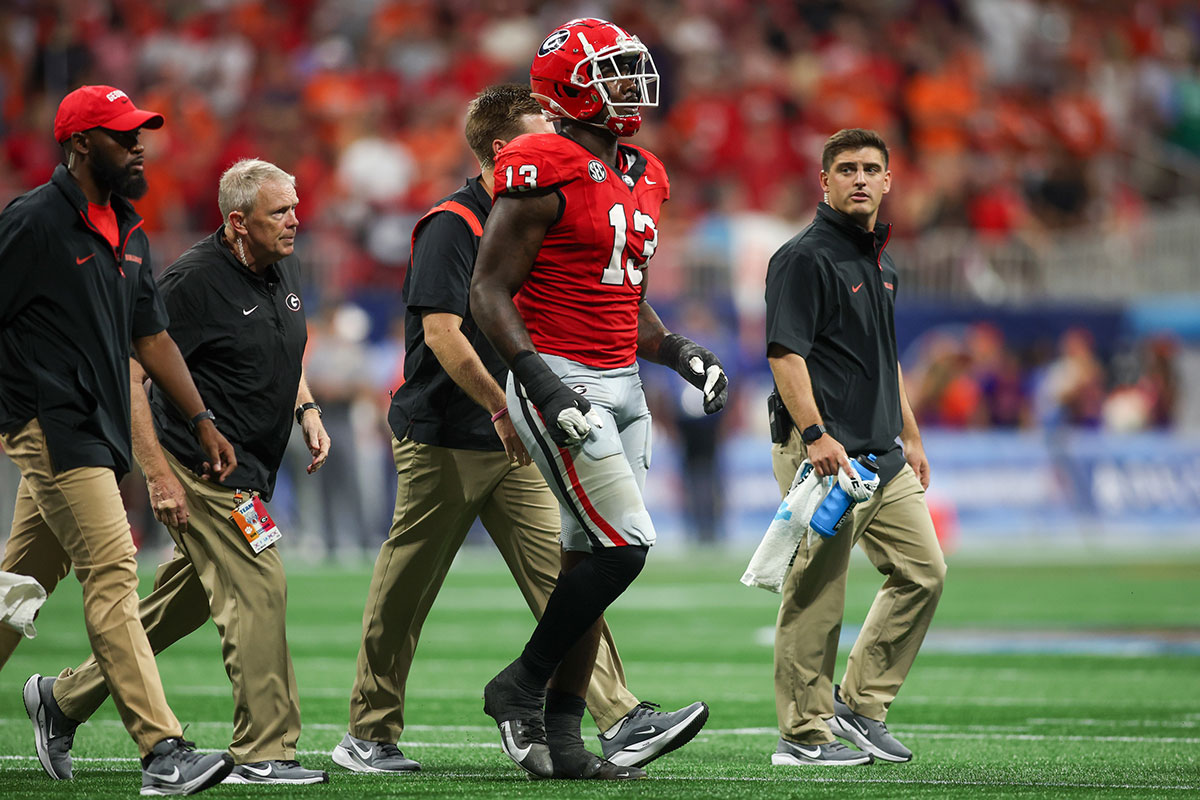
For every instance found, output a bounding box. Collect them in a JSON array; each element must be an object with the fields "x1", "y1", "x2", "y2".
[{"x1": 588, "y1": 160, "x2": 608, "y2": 183}]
